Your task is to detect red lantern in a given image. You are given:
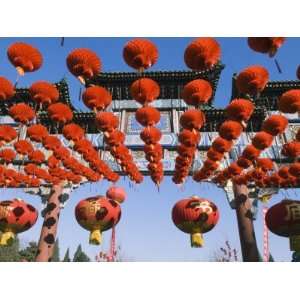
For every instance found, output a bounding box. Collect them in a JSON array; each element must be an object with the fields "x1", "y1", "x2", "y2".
[
  {"x1": 289, "y1": 163, "x2": 300, "y2": 177},
  {"x1": 123, "y1": 39, "x2": 158, "y2": 70},
  {"x1": 184, "y1": 38, "x2": 221, "y2": 71},
  {"x1": 256, "y1": 158, "x2": 274, "y2": 172},
  {"x1": 278, "y1": 90, "x2": 300, "y2": 114},
  {"x1": 0, "y1": 198, "x2": 38, "y2": 245},
  {"x1": 219, "y1": 120, "x2": 243, "y2": 141},
  {"x1": 178, "y1": 129, "x2": 200, "y2": 147},
  {"x1": 262, "y1": 115, "x2": 288, "y2": 136},
  {"x1": 278, "y1": 166, "x2": 290, "y2": 179},
  {"x1": 226, "y1": 99, "x2": 254, "y2": 123},
  {"x1": 296, "y1": 128, "x2": 300, "y2": 141},
  {"x1": 130, "y1": 78, "x2": 160, "y2": 105},
  {"x1": 67, "y1": 48, "x2": 101, "y2": 84},
  {"x1": 14, "y1": 140, "x2": 34, "y2": 156},
  {"x1": 177, "y1": 144, "x2": 195, "y2": 159},
  {"x1": 53, "y1": 147, "x2": 71, "y2": 161},
  {"x1": 104, "y1": 130, "x2": 125, "y2": 147},
  {"x1": 180, "y1": 109, "x2": 206, "y2": 131},
  {"x1": 29, "y1": 81, "x2": 59, "y2": 107},
  {"x1": 135, "y1": 106, "x2": 160, "y2": 127},
  {"x1": 47, "y1": 103, "x2": 73, "y2": 124},
  {"x1": 281, "y1": 141, "x2": 300, "y2": 158},
  {"x1": 242, "y1": 145, "x2": 261, "y2": 161},
  {"x1": 9, "y1": 103, "x2": 35, "y2": 124},
  {"x1": 7, "y1": 42, "x2": 43, "y2": 75},
  {"x1": 28, "y1": 150, "x2": 45, "y2": 164},
  {"x1": 252, "y1": 131, "x2": 274, "y2": 150},
  {"x1": 182, "y1": 79, "x2": 212, "y2": 106},
  {"x1": 74, "y1": 139, "x2": 94, "y2": 155},
  {"x1": 96, "y1": 112, "x2": 119, "y2": 132},
  {"x1": 266, "y1": 199, "x2": 300, "y2": 251},
  {"x1": 236, "y1": 65, "x2": 269, "y2": 95},
  {"x1": 203, "y1": 159, "x2": 219, "y2": 171},
  {"x1": 211, "y1": 137, "x2": 233, "y2": 153},
  {"x1": 140, "y1": 127, "x2": 162, "y2": 145},
  {"x1": 237, "y1": 157, "x2": 252, "y2": 169},
  {"x1": 0, "y1": 125, "x2": 17, "y2": 143},
  {"x1": 82, "y1": 86, "x2": 112, "y2": 112},
  {"x1": 228, "y1": 163, "x2": 243, "y2": 177},
  {"x1": 62, "y1": 123, "x2": 85, "y2": 142},
  {"x1": 47, "y1": 155, "x2": 60, "y2": 169},
  {"x1": 0, "y1": 77, "x2": 15, "y2": 101},
  {"x1": 75, "y1": 196, "x2": 121, "y2": 245},
  {"x1": 27, "y1": 124, "x2": 48, "y2": 142},
  {"x1": 207, "y1": 148, "x2": 224, "y2": 161},
  {"x1": 106, "y1": 186, "x2": 126, "y2": 204},
  {"x1": 0, "y1": 149, "x2": 16, "y2": 163},
  {"x1": 172, "y1": 196, "x2": 219, "y2": 247},
  {"x1": 42, "y1": 136, "x2": 61, "y2": 151},
  {"x1": 247, "y1": 37, "x2": 285, "y2": 57}
]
